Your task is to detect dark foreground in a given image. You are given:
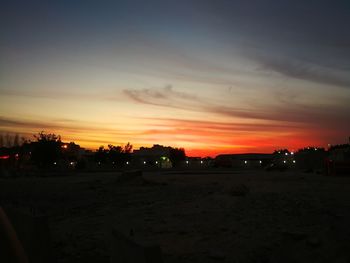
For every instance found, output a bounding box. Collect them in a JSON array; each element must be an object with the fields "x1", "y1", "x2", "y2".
[{"x1": 1, "y1": 170, "x2": 350, "y2": 263}]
